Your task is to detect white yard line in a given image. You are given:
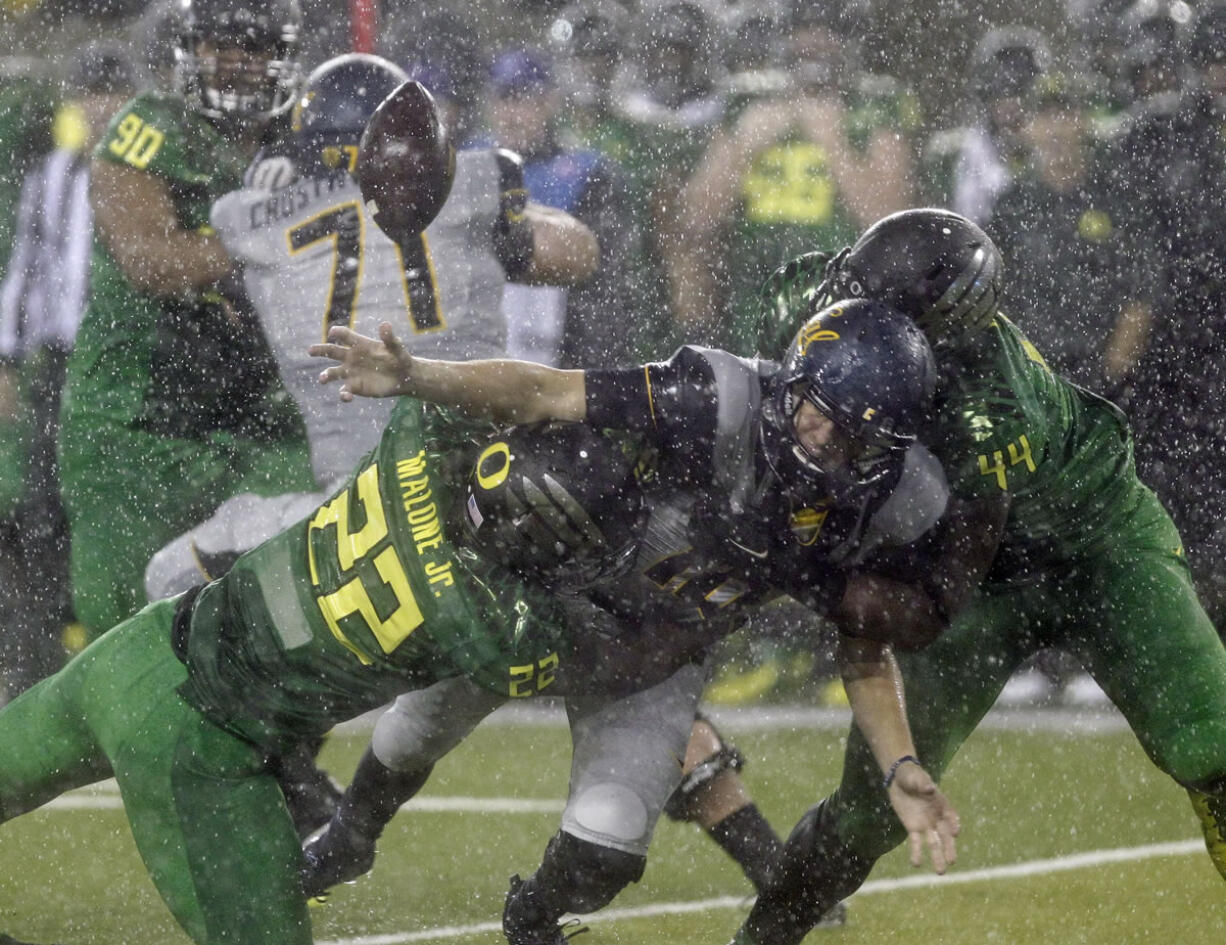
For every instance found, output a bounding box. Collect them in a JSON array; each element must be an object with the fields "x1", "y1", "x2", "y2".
[
  {"x1": 314, "y1": 839, "x2": 1205, "y2": 945},
  {"x1": 333, "y1": 701, "x2": 1129, "y2": 736},
  {"x1": 46, "y1": 785, "x2": 564, "y2": 814}
]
